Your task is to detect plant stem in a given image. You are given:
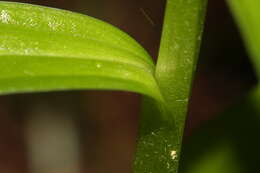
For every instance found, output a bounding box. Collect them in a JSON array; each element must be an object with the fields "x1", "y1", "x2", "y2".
[{"x1": 134, "y1": 0, "x2": 207, "y2": 172}]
